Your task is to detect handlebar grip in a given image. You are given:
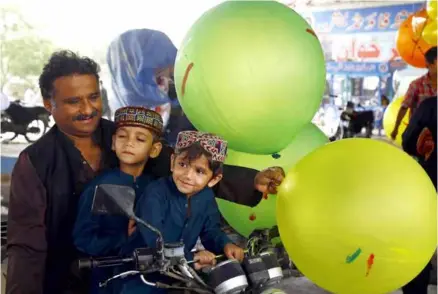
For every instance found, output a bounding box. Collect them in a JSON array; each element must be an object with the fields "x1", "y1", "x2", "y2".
[
  {"x1": 77, "y1": 257, "x2": 134, "y2": 270},
  {"x1": 78, "y1": 259, "x2": 93, "y2": 269}
]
